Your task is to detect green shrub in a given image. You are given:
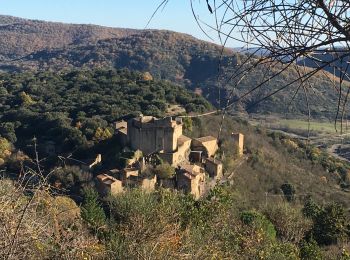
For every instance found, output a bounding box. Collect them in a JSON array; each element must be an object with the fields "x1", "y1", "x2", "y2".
[
  {"x1": 81, "y1": 188, "x2": 106, "y2": 232},
  {"x1": 312, "y1": 203, "x2": 349, "y2": 245},
  {"x1": 240, "y1": 210, "x2": 277, "y2": 241},
  {"x1": 152, "y1": 163, "x2": 175, "y2": 179},
  {"x1": 281, "y1": 183, "x2": 296, "y2": 202},
  {"x1": 300, "y1": 239, "x2": 322, "y2": 260}
]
